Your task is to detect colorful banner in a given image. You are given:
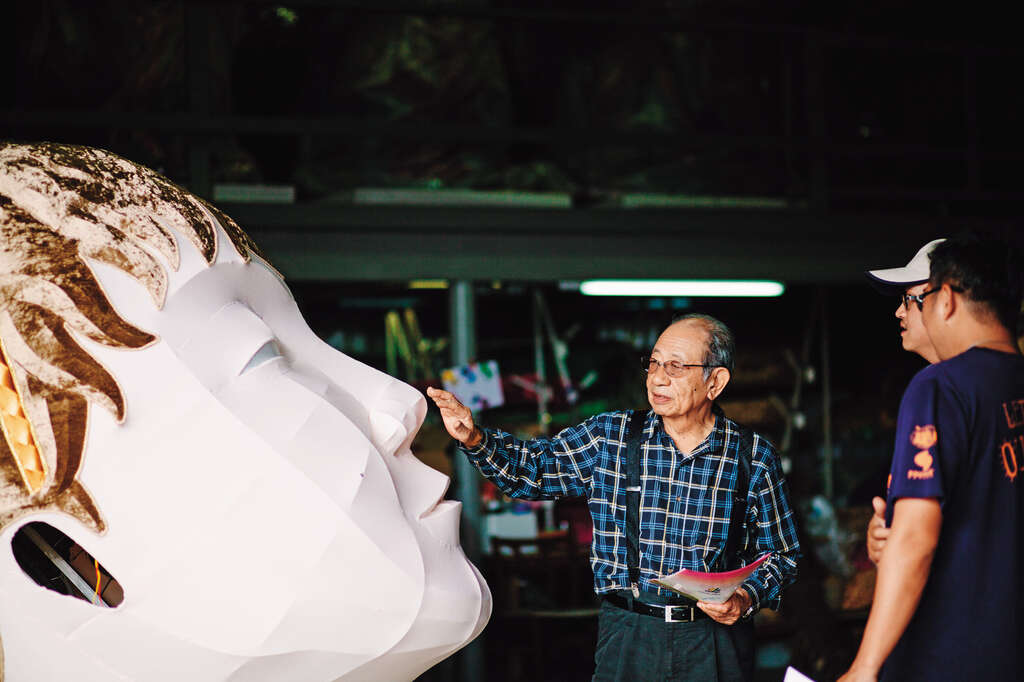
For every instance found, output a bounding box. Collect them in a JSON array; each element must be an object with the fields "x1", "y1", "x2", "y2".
[{"x1": 441, "y1": 361, "x2": 504, "y2": 412}]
